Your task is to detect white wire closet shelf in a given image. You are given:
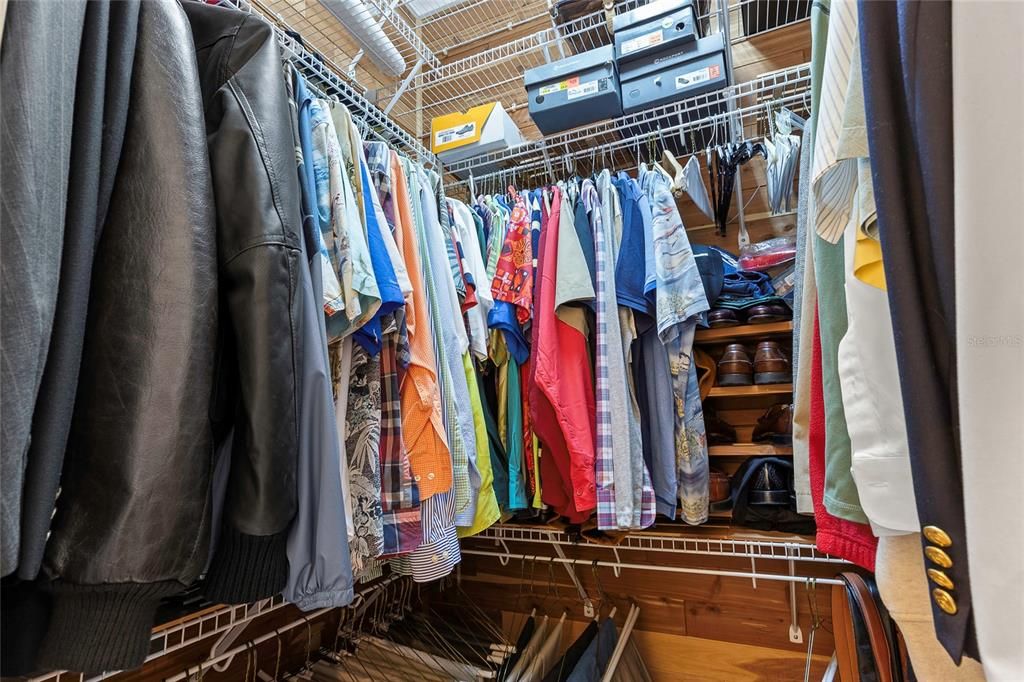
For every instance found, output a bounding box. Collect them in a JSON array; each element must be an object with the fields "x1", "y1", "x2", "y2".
[
  {"x1": 362, "y1": 0, "x2": 441, "y2": 69},
  {"x1": 234, "y1": 0, "x2": 437, "y2": 166},
  {"x1": 444, "y1": 60, "x2": 811, "y2": 190},
  {"x1": 401, "y1": 0, "x2": 554, "y2": 57},
  {"x1": 404, "y1": 0, "x2": 810, "y2": 130},
  {"x1": 260, "y1": 0, "x2": 437, "y2": 95},
  {"x1": 409, "y1": 0, "x2": 647, "y2": 125},
  {"x1": 470, "y1": 524, "x2": 847, "y2": 564}
]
